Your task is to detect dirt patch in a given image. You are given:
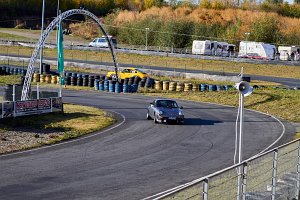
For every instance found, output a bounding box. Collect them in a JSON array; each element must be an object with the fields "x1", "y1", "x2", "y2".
[{"x1": 0, "y1": 130, "x2": 63, "y2": 154}]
